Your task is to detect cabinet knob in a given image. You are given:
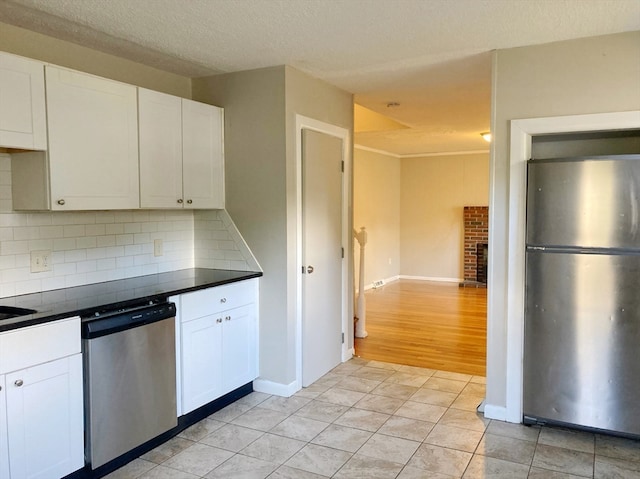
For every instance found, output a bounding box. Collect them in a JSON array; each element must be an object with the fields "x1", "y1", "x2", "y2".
[
  {"x1": 187, "y1": 199, "x2": 193, "y2": 204},
  {"x1": 216, "y1": 318, "x2": 222, "y2": 323},
  {"x1": 177, "y1": 199, "x2": 183, "y2": 204},
  {"x1": 14, "y1": 379, "x2": 23, "y2": 387},
  {"x1": 220, "y1": 298, "x2": 227, "y2": 303},
  {"x1": 57, "y1": 199, "x2": 65, "y2": 205},
  {"x1": 225, "y1": 316, "x2": 231, "y2": 321}
]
